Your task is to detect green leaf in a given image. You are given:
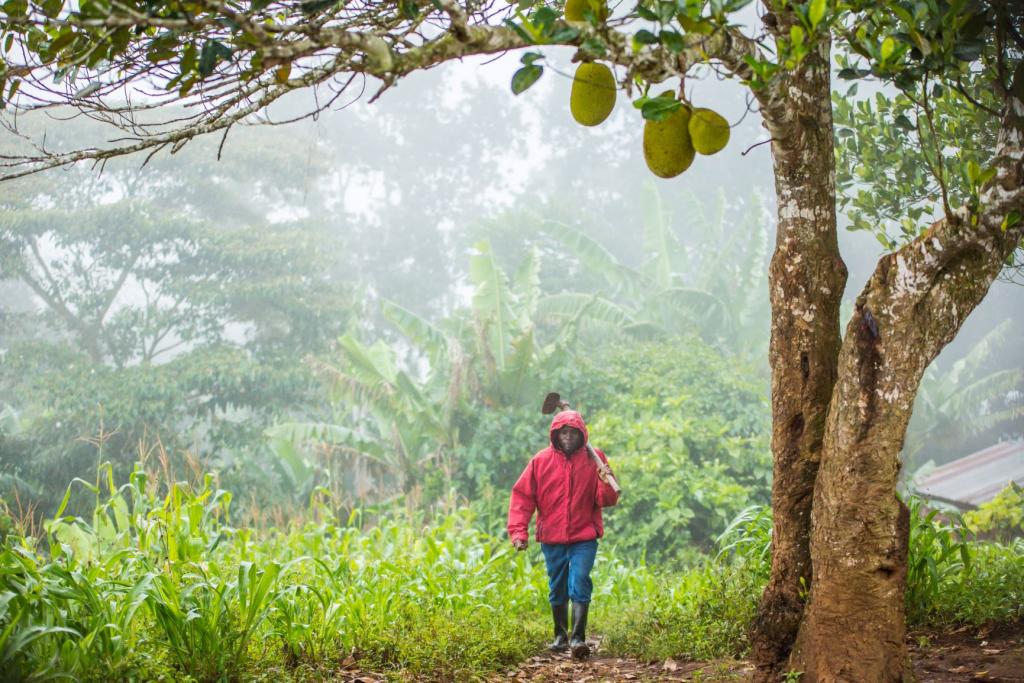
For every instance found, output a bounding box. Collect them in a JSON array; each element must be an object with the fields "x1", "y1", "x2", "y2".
[
  {"x1": 49, "y1": 30, "x2": 77, "y2": 55},
  {"x1": 381, "y1": 300, "x2": 449, "y2": 360},
  {"x1": 469, "y1": 240, "x2": 514, "y2": 370},
  {"x1": 891, "y1": 5, "x2": 913, "y2": 23},
  {"x1": 510, "y1": 64, "x2": 542, "y2": 95},
  {"x1": 640, "y1": 95, "x2": 682, "y2": 121},
  {"x1": 634, "y1": 29, "x2": 659, "y2": 45},
  {"x1": 1, "y1": 0, "x2": 27, "y2": 17},
  {"x1": 72, "y1": 82, "x2": 101, "y2": 98},
  {"x1": 399, "y1": 0, "x2": 419, "y2": 19},
  {"x1": 40, "y1": 0, "x2": 63, "y2": 18},
  {"x1": 1001, "y1": 211, "x2": 1021, "y2": 232},
  {"x1": 808, "y1": 0, "x2": 826, "y2": 30},
  {"x1": 537, "y1": 220, "x2": 636, "y2": 290},
  {"x1": 536, "y1": 293, "x2": 633, "y2": 328},
  {"x1": 678, "y1": 15, "x2": 714, "y2": 35},
  {"x1": 790, "y1": 25, "x2": 805, "y2": 47},
  {"x1": 338, "y1": 334, "x2": 398, "y2": 386},
  {"x1": 505, "y1": 17, "x2": 537, "y2": 44},
  {"x1": 198, "y1": 40, "x2": 232, "y2": 77},
  {"x1": 880, "y1": 36, "x2": 895, "y2": 62},
  {"x1": 635, "y1": 4, "x2": 658, "y2": 21},
  {"x1": 549, "y1": 26, "x2": 580, "y2": 42},
  {"x1": 532, "y1": 6, "x2": 558, "y2": 33},
  {"x1": 659, "y1": 29, "x2": 684, "y2": 53},
  {"x1": 656, "y1": 0, "x2": 675, "y2": 24},
  {"x1": 180, "y1": 42, "x2": 197, "y2": 75},
  {"x1": 966, "y1": 160, "x2": 980, "y2": 185},
  {"x1": 520, "y1": 51, "x2": 544, "y2": 65}
]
